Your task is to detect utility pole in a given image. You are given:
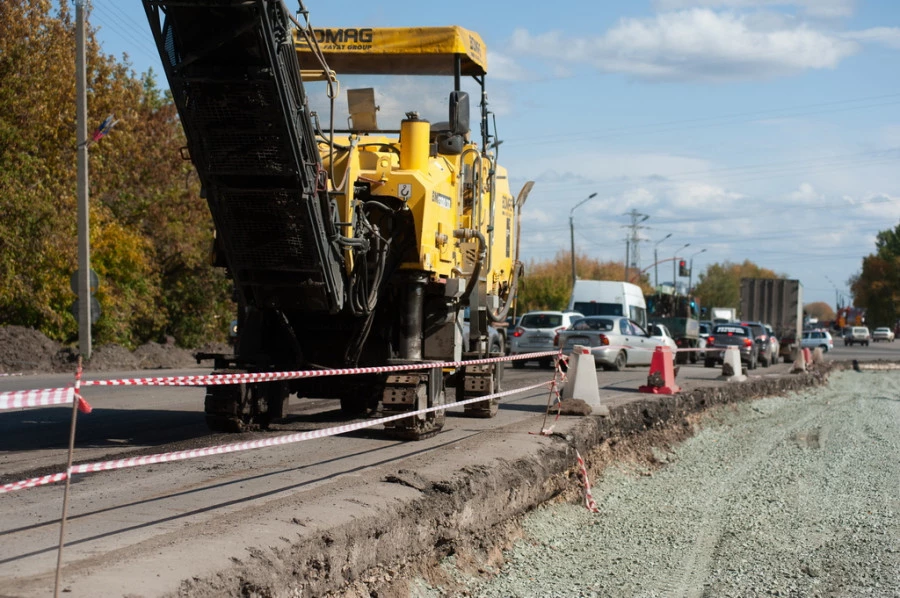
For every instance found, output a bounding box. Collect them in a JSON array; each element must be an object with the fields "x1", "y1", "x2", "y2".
[
  {"x1": 622, "y1": 210, "x2": 649, "y2": 282},
  {"x1": 75, "y1": 0, "x2": 92, "y2": 360},
  {"x1": 569, "y1": 192, "x2": 598, "y2": 287}
]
